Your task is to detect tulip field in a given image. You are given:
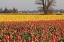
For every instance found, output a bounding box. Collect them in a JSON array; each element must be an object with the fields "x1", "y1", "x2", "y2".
[{"x1": 0, "y1": 14, "x2": 64, "y2": 42}]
